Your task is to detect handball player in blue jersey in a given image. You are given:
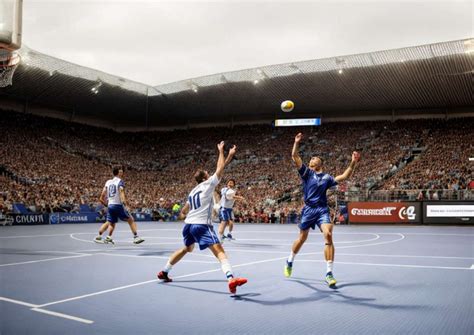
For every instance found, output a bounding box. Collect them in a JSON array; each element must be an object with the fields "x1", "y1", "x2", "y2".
[{"x1": 285, "y1": 133, "x2": 359, "y2": 287}]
